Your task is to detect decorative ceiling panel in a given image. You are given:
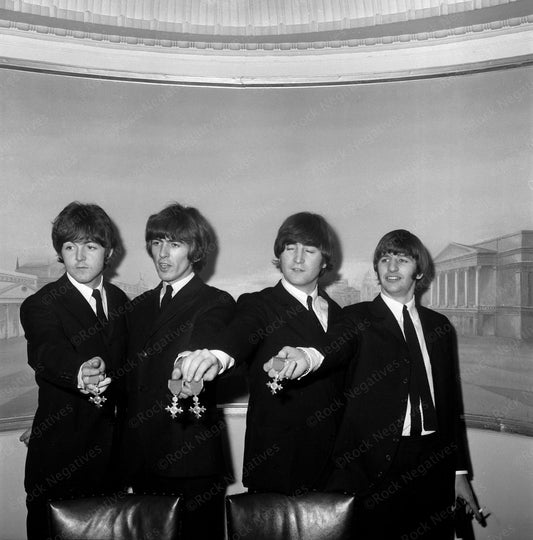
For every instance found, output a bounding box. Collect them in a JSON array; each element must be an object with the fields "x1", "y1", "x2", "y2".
[
  {"x1": 0, "y1": 0, "x2": 520, "y2": 36},
  {"x1": 0, "y1": 0, "x2": 531, "y2": 85}
]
